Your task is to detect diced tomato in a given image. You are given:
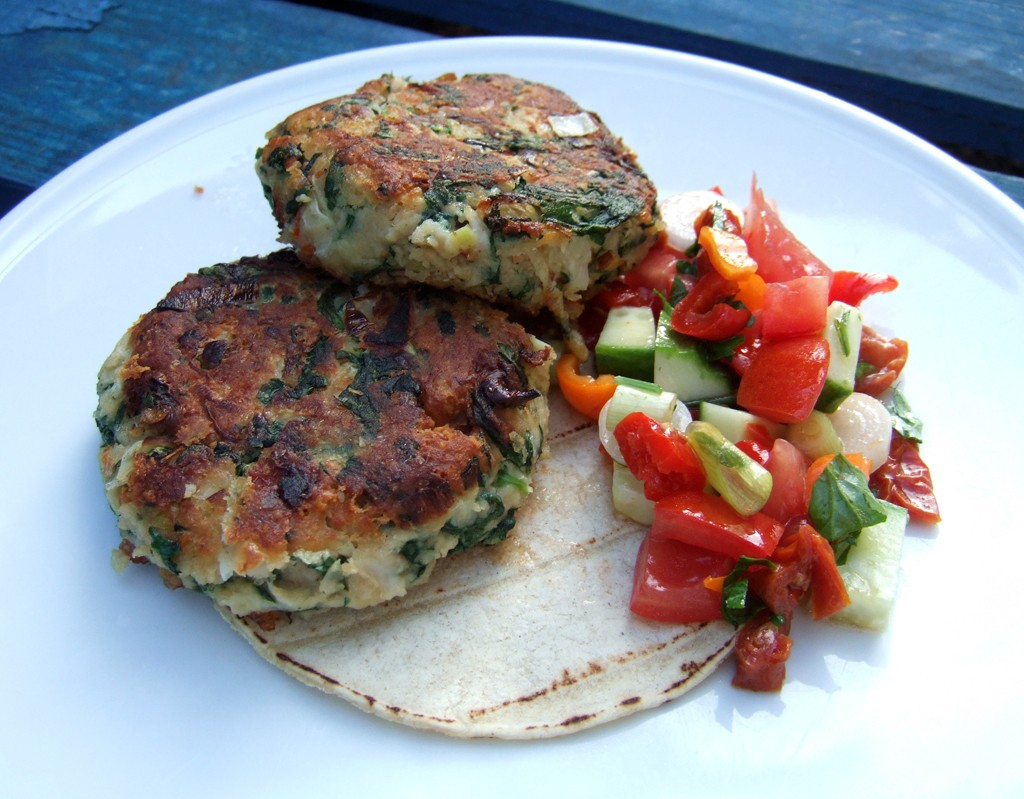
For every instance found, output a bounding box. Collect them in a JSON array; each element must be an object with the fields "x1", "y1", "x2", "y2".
[
  {"x1": 735, "y1": 439, "x2": 770, "y2": 466},
  {"x1": 747, "y1": 520, "x2": 813, "y2": 615},
  {"x1": 578, "y1": 242, "x2": 693, "y2": 349},
  {"x1": 623, "y1": 241, "x2": 689, "y2": 295},
  {"x1": 829, "y1": 270, "x2": 899, "y2": 306},
  {"x1": 727, "y1": 309, "x2": 763, "y2": 375},
  {"x1": 855, "y1": 325, "x2": 909, "y2": 396},
  {"x1": 804, "y1": 529, "x2": 850, "y2": 619},
  {"x1": 742, "y1": 176, "x2": 833, "y2": 284},
  {"x1": 629, "y1": 533, "x2": 735, "y2": 623},
  {"x1": 669, "y1": 269, "x2": 751, "y2": 340},
  {"x1": 760, "y1": 275, "x2": 830, "y2": 339},
  {"x1": 760, "y1": 438, "x2": 810, "y2": 523},
  {"x1": 735, "y1": 335, "x2": 829, "y2": 423},
  {"x1": 746, "y1": 521, "x2": 849, "y2": 620},
  {"x1": 870, "y1": 433, "x2": 941, "y2": 524},
  {"x1": 743, "y1": 422, "x2": 777, "y2": 451},
  {"x1": 732, "y1": 610, "x2": 793, "y2": 692},
  {"x1": 651, "y1": 491, "x2": 784, "y2": 559},
  {"x1": 614, "y1": 412, "x2": 706, "y2": 500}
]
